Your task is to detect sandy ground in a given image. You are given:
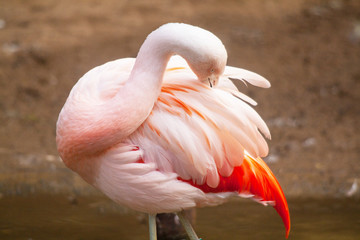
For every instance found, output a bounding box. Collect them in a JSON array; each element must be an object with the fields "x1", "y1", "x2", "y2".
[{"x1": 0, "y1": 0, "x2": 359, "y2": 198}]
